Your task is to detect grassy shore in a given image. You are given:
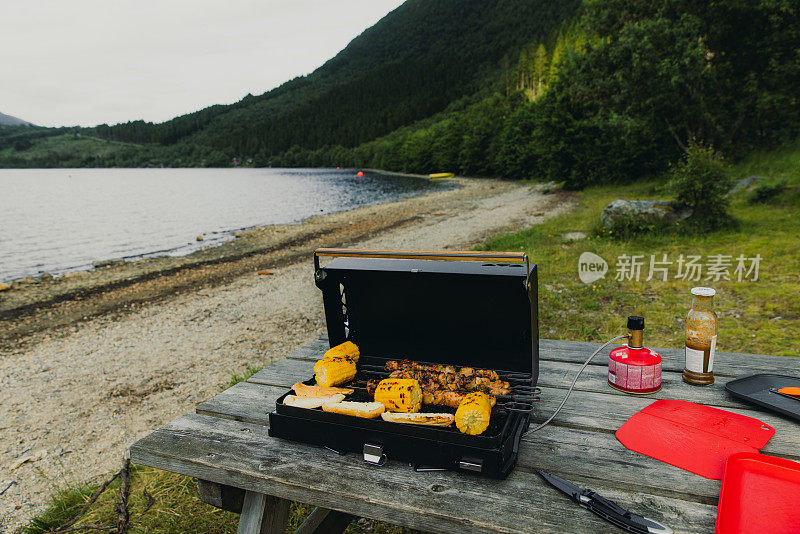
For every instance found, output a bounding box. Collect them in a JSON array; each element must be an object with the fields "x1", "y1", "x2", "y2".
[
  {"x1": 481, "y1": 140, "x2": 800, "y2": 357},
  {"x1": 23, "y1": 141, "x2": 799, "y2": 533}
]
